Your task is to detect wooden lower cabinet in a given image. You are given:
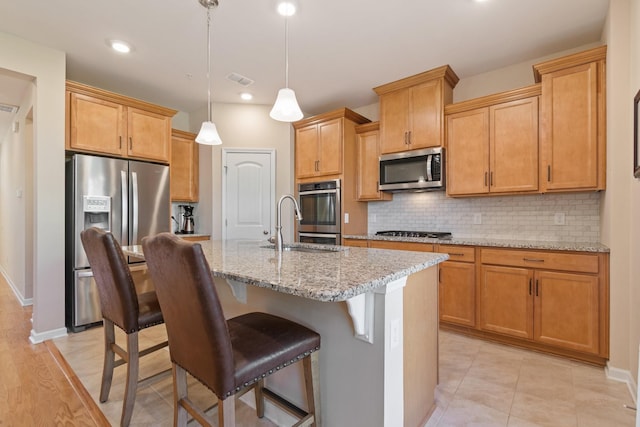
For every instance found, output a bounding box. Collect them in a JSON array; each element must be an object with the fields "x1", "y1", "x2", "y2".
[
  {"x1": 479, "y1": 265, "x2": 533, "y2": 339},
  {"x1": 477, "y1": 248, "x2": 607, "y2": 362},
  {"x1": 368, "y1": 240, "x2": 433, "y2": 252},
  {"x1": 342, "y1": 238, "x2": 368, "y2": 247},
  {"x1": 439, "y1": 261, "x2": 476, "y2": 327}
]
